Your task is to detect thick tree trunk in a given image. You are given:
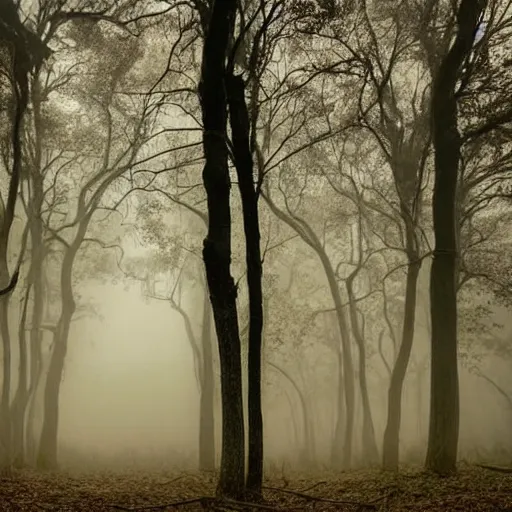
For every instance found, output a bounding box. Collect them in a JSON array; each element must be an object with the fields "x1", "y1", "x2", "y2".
[
  {"x1": 199, "y1": 288, "x2": 215, "y2": 471},
  {"x1": 346, "y1": 277, "x2": 378, "y2": 465},
  {"x1": 426, "y1": 0, "x2": 484, "y2": 474},
  {"x1": 199, "y1": 0, "x2": 245, "y2": 498},
  {"x1": 382, "y1": 257, "x2": 421, "y2": 470},
  {"x1": 226, "y1": 74, "x2": 264, "y2": 496}
]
